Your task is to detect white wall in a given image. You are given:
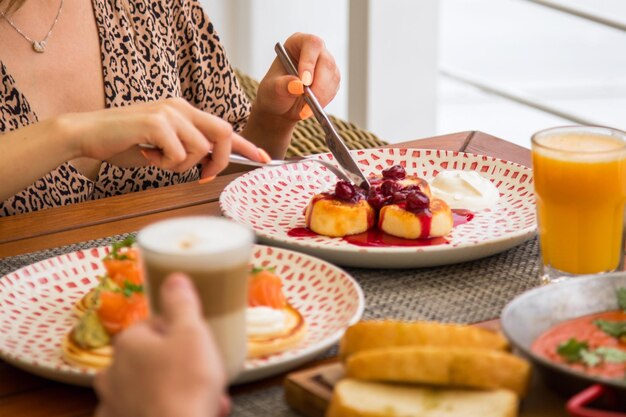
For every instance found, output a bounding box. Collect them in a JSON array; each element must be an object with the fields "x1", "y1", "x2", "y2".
[
  {"x1": 201, "y1": 0, "x2": 440, "y2": 143},
  {"x1": 202, "y1": 0, "x2": 350, "y2": 118},
  {"x1": 350, "y1": 1, "x2": 439, "y2": 143}
]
